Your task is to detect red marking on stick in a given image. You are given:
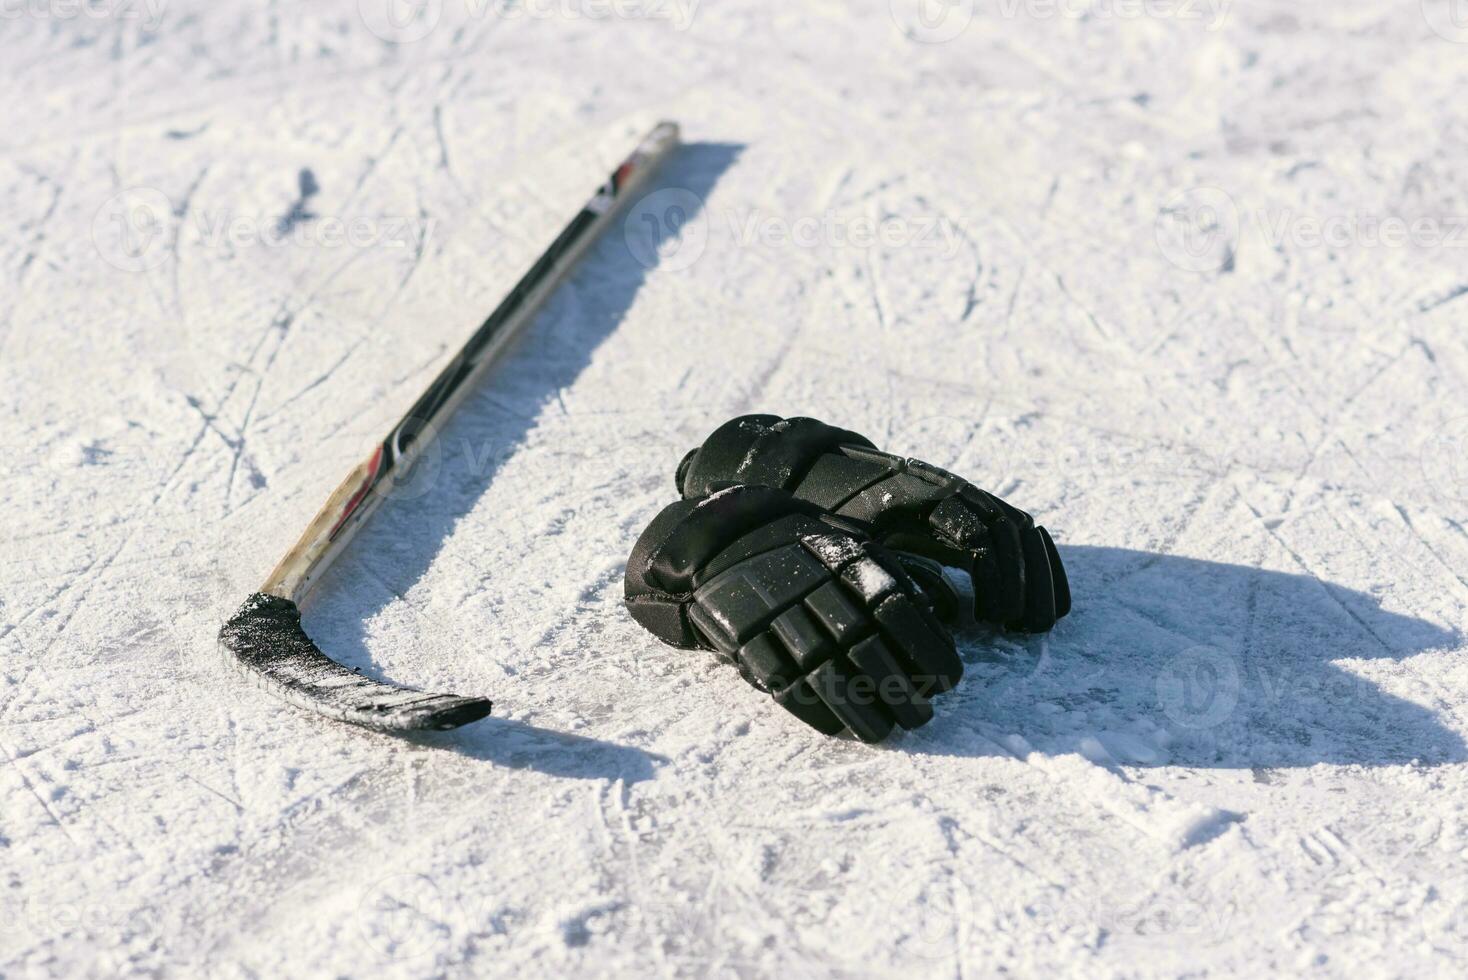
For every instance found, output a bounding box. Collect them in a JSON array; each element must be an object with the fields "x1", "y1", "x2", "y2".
[{"x1": 329, "y1": 445, "x2": 385, "y2": 540}]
